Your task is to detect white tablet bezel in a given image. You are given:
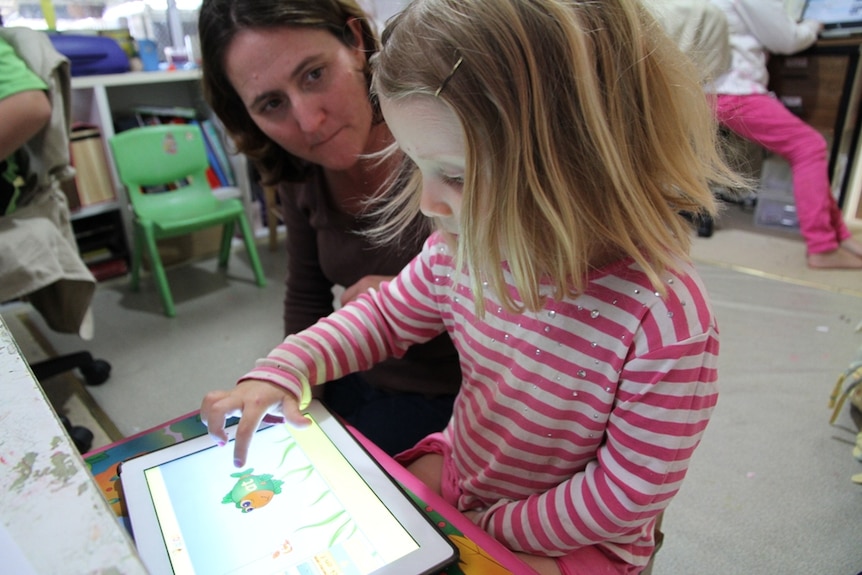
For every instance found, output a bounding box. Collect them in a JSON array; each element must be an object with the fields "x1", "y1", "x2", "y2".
[{"x1": 119, "y1": 400, "x2": 458, "y2": 575}]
